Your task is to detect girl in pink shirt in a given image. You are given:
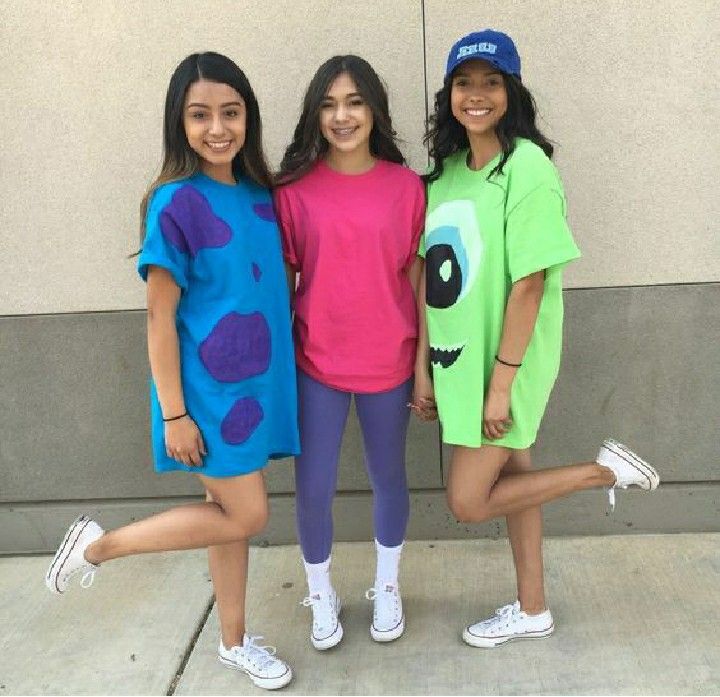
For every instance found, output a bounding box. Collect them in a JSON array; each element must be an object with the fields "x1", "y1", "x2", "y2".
[{"x1": 274, "y1": 55, "x2": 425, "y2": 649}]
